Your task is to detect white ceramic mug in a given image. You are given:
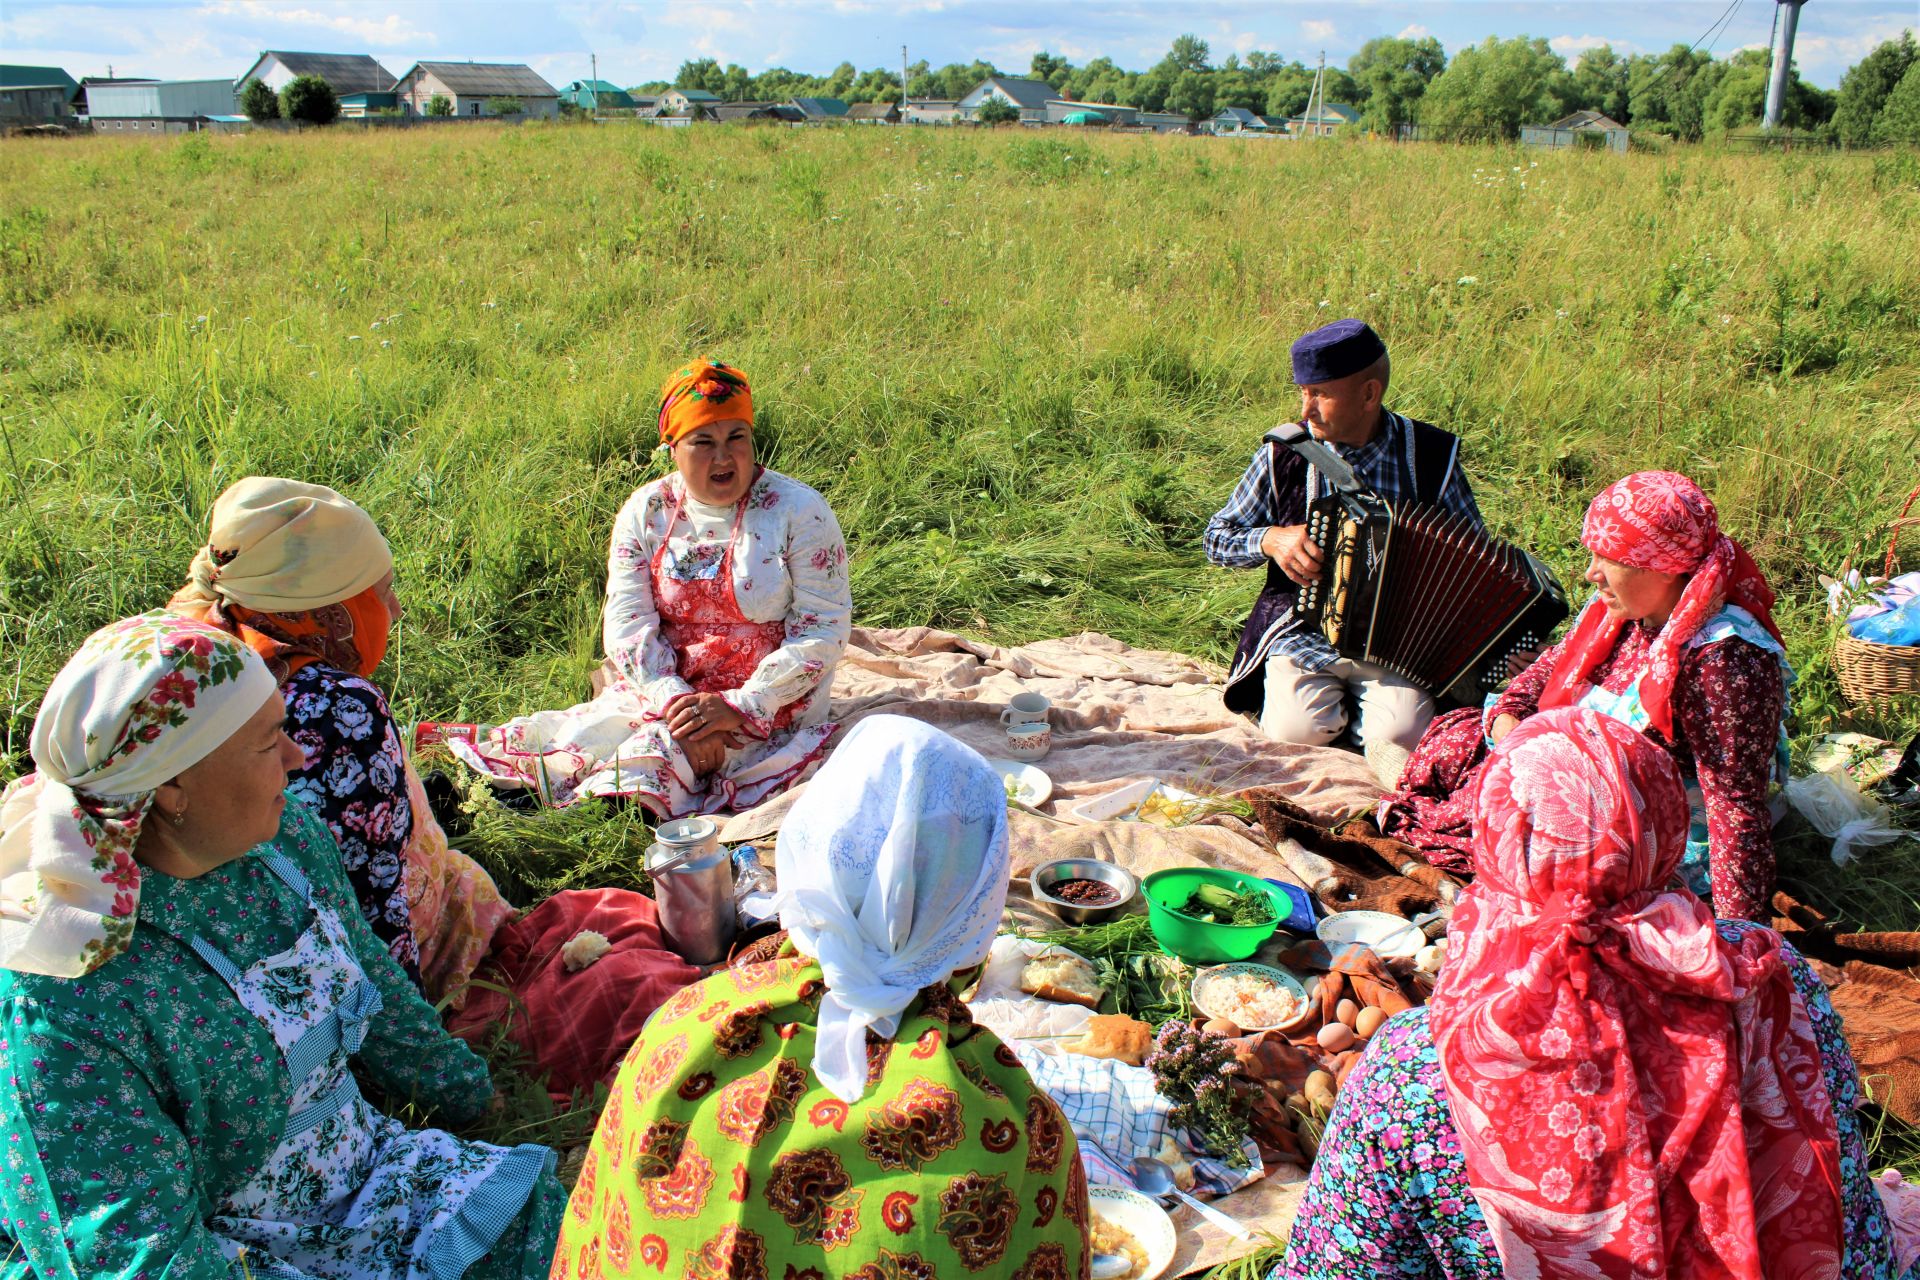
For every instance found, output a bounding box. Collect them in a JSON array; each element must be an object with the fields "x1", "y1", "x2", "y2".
[
  {"x1": 1005, "y1": 721, "x2": 1051, "y2": 762},
  {"x1": 999, "y1": 691, "x2": 1051, "y2": 728}
]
